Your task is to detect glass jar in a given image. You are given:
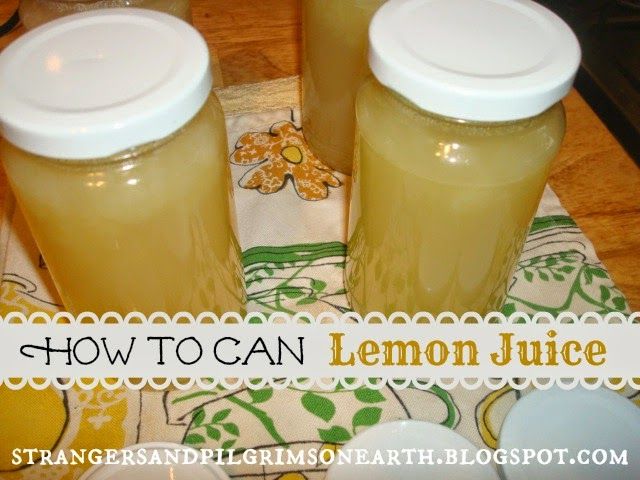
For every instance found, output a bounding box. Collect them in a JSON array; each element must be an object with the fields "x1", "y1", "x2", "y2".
[
  {"x1": 0, "y1": 10, "x2": 245, "y2": 315},
  {"x1": 346, "y1": 0, "x2": 581, "y2": 315},
  {"x1": 302, "y1": 0, "x2": 386, "y2": 175},
  {"x1": 19, "y1": 0, "x2": 192, "y2": 30}
]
